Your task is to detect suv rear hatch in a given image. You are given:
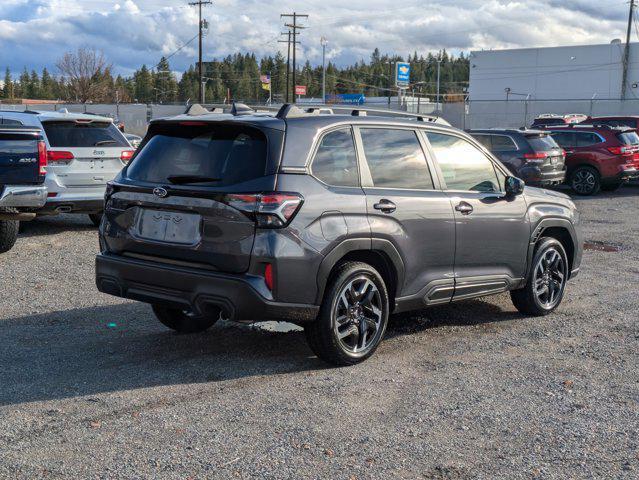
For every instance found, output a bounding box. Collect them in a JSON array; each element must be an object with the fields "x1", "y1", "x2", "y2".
[
  {"x1": 102, "y1": 121, "x2": 285, "y2": 273},
  {"x1": 0, "y1": 128, "x2": 46, "y2": 185},
  {"x1": 525, "y1": 133, "x2": 566, "y2": 172},
  {"x1": 611, "y1": 130, "x2": 639, "y2": 170},
  {"x1": 42, "y1": 119, "x2": 133, "y2": 187}
]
